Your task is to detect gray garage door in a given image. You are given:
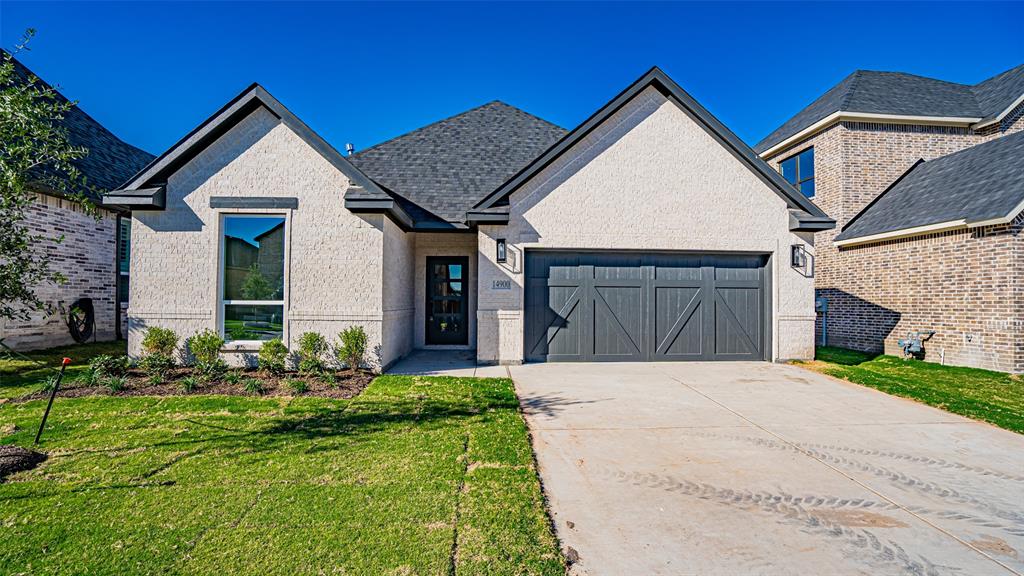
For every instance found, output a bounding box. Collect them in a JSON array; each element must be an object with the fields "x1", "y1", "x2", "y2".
[{"x1": 524, "y1": 251, "x2": 769, "y2": 362}]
